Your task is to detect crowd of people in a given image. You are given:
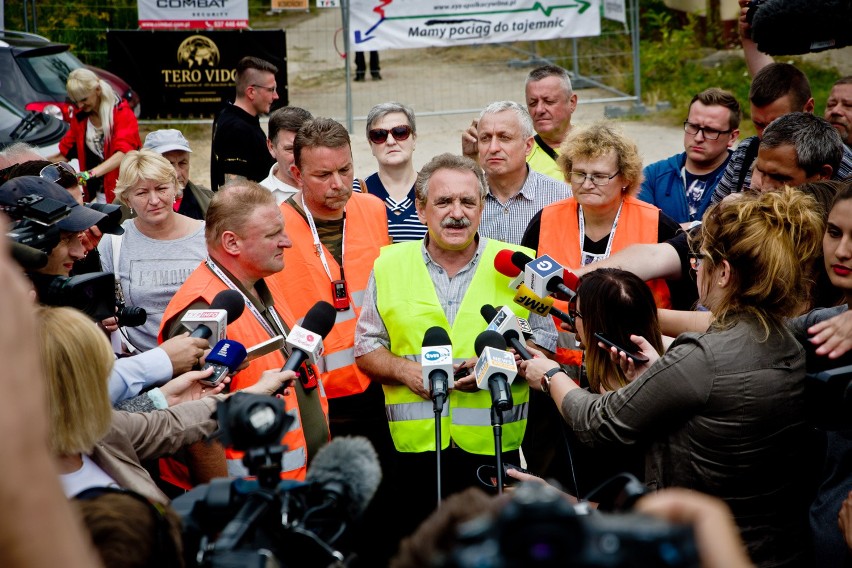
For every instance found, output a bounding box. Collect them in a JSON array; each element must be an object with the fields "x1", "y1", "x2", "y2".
[{"x1": 2, "y1": 17, "x2": 852, "y2": 567}]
